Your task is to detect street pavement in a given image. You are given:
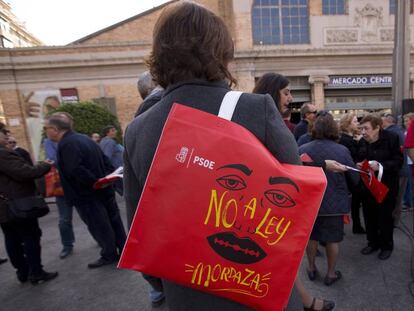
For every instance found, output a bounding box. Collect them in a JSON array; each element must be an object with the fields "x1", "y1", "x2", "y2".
[{"x1": 1, "y1": 197, "x2": 413, "y2": 311}]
